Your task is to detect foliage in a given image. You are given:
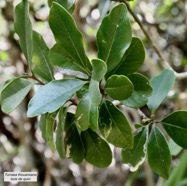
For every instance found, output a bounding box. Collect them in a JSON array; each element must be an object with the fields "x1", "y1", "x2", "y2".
[{"x1": 0, "y1": 0, "x2": 187, "y2": 181}]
